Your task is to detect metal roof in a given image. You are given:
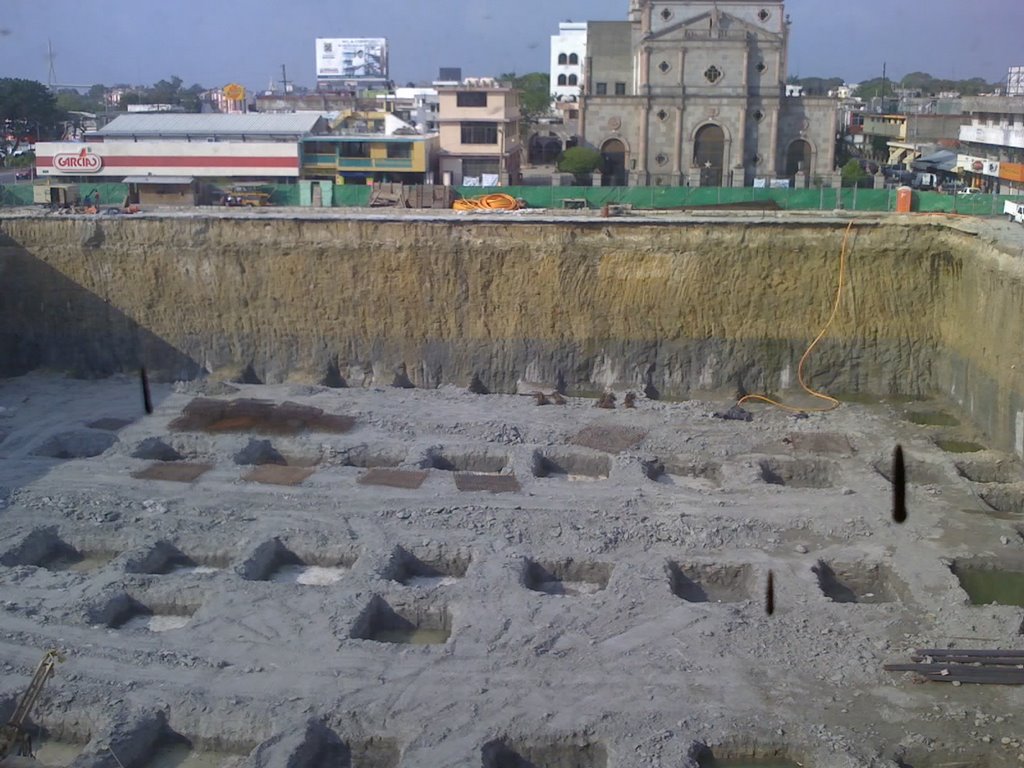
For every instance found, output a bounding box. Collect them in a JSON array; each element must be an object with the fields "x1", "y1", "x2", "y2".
[
  {"x1": 122, "y1": 176, "x2": 195, "y2": 184},
  {"x1": 97, "y1": 113, "x2": 324, "y2": 138}
]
